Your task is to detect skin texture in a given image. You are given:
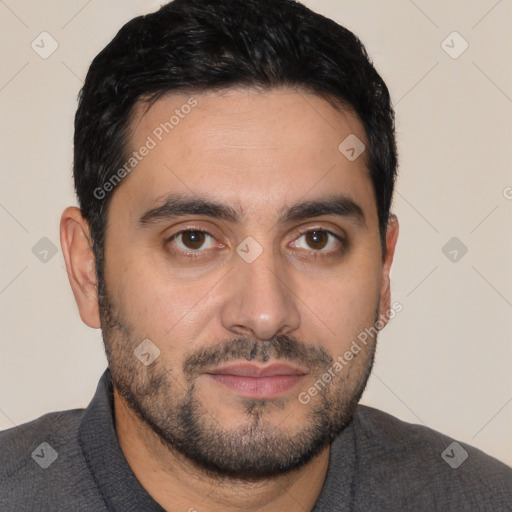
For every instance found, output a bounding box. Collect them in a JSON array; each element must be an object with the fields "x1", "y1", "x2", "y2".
[{"x1": 61, "y1": 87, "x2": 399, "y2": 511}]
